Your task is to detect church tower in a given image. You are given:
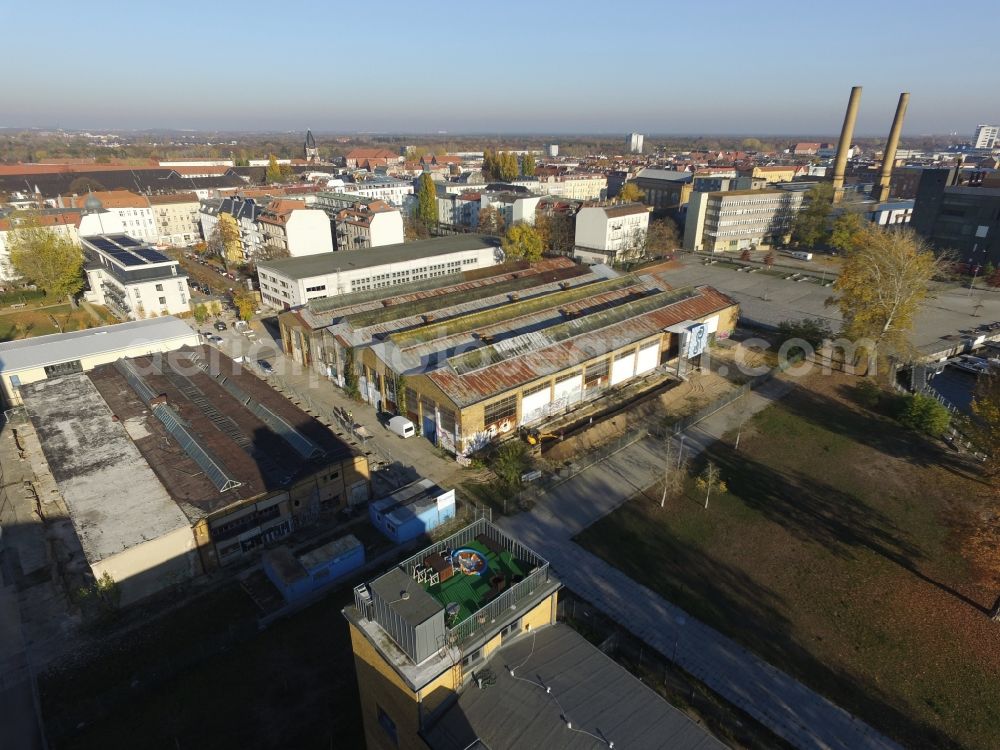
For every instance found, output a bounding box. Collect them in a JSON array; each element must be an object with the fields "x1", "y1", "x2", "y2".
[{"x1": 304, "y1": 129, "x2": 318, "y2": 163}]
